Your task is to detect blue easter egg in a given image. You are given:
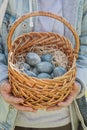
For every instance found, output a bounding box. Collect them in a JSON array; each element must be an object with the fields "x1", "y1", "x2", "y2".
[
  {"x1": 36, "y1": 62, "x2": 53, "y2": 74},
  {"x1": 41, "y1": 54, "x2": 53, "y2": 62},
  {"x1": 37, "y1": 73, "x2": 51, "y2": 79},
  {"x1": 53, "y1": 66, "x2": 67, "y2": 77},
  {"x1": 25, "y1": 52, "x2": 41, "y2": 66}
]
